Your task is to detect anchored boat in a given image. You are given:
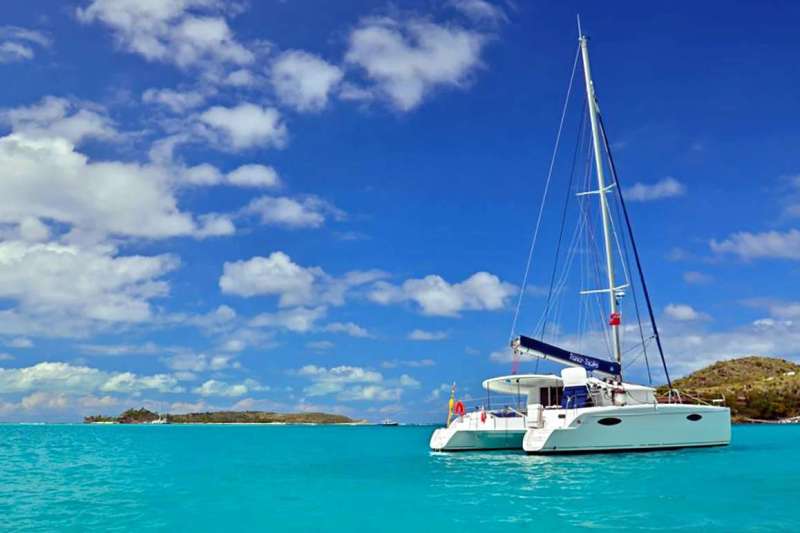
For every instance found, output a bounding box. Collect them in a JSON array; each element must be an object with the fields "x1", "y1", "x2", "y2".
[
  {"x1": 431, "y1": 22, "x2": 731, "y2": 454},
  {"x1": 507, "y1": 24, "x2": 730, "y2": 454}
]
